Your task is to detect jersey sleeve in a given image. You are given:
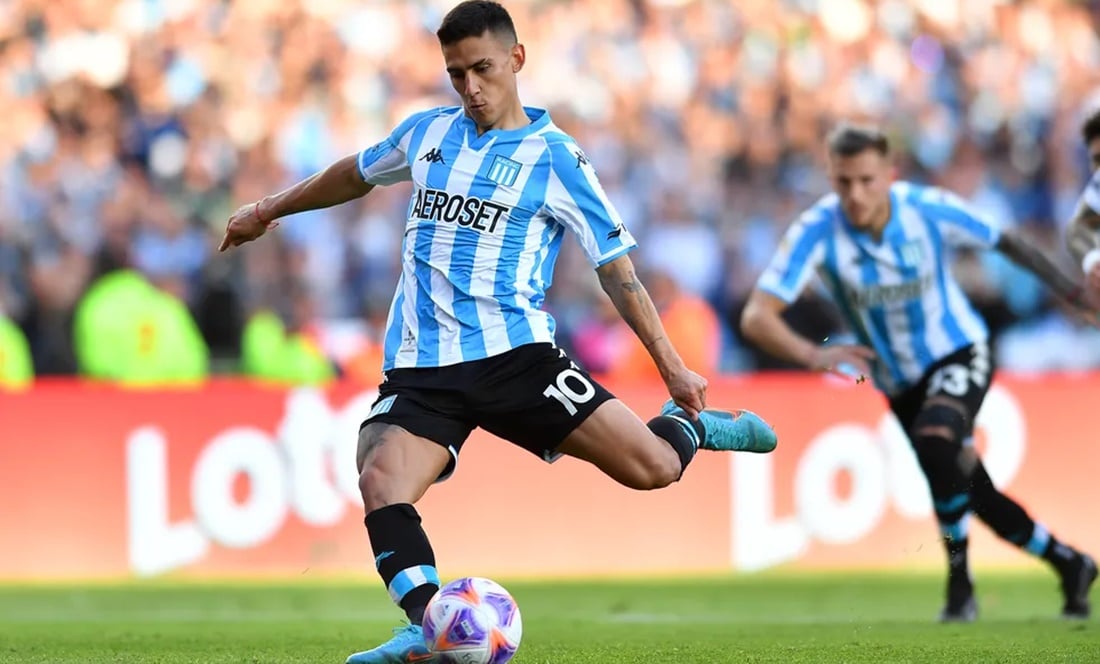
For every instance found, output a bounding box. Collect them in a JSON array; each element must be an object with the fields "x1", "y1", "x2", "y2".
[
  {"x1": 755, "y1": 213, "x2": 829, "y2": 304},
  {"x1": 1078, "y1": 169, "x2": 1100, "y2": 214},
  {"x1": 919, "y1": 186, "x2": 1002, "y2": 249},
  {"x1": 357, "y1": 108, "x2": 449, "y2": 186},
  {"x1": 544, "y1": 140, "x2": 636, "y2": 267}
]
